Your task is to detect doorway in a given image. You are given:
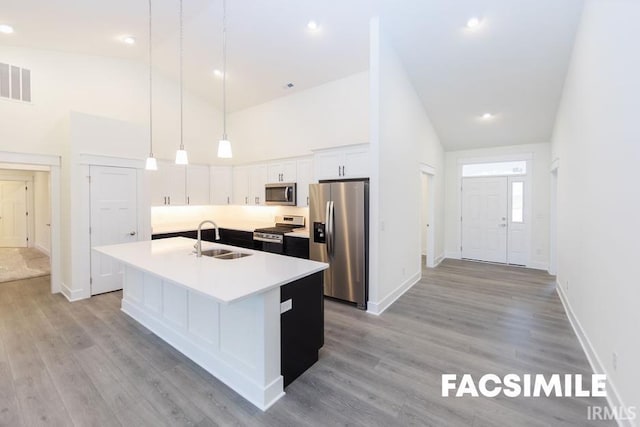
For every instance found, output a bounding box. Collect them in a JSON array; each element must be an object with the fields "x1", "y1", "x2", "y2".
[
  {"x1": 460, "y1": 160, "x2": 531, "y2": 265},
  {"x1": 89, "y1": 165, "x2": 138, "y2": 295},
  {"x1": 0, "y1": 152, "x2": 59, "y2": 293},
  {"x1": 420, "y1": 164, "x2": 436, "y2": 268},
  {"x1": 0, "y1": 180, "x2": 28, "y2": 247}
]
